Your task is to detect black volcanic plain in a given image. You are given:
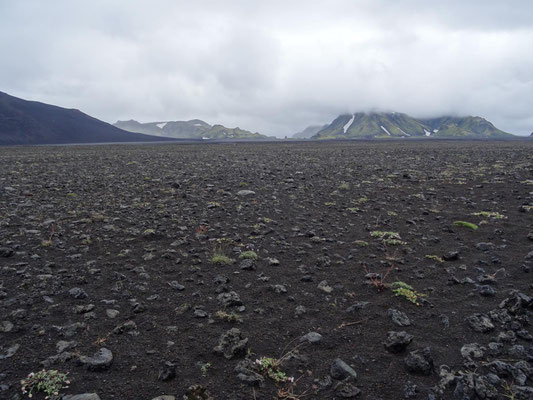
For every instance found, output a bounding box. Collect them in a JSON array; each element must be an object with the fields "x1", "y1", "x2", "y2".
[{"x1": 0, "y1": 141, "x2": 532, "y2": 400}]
